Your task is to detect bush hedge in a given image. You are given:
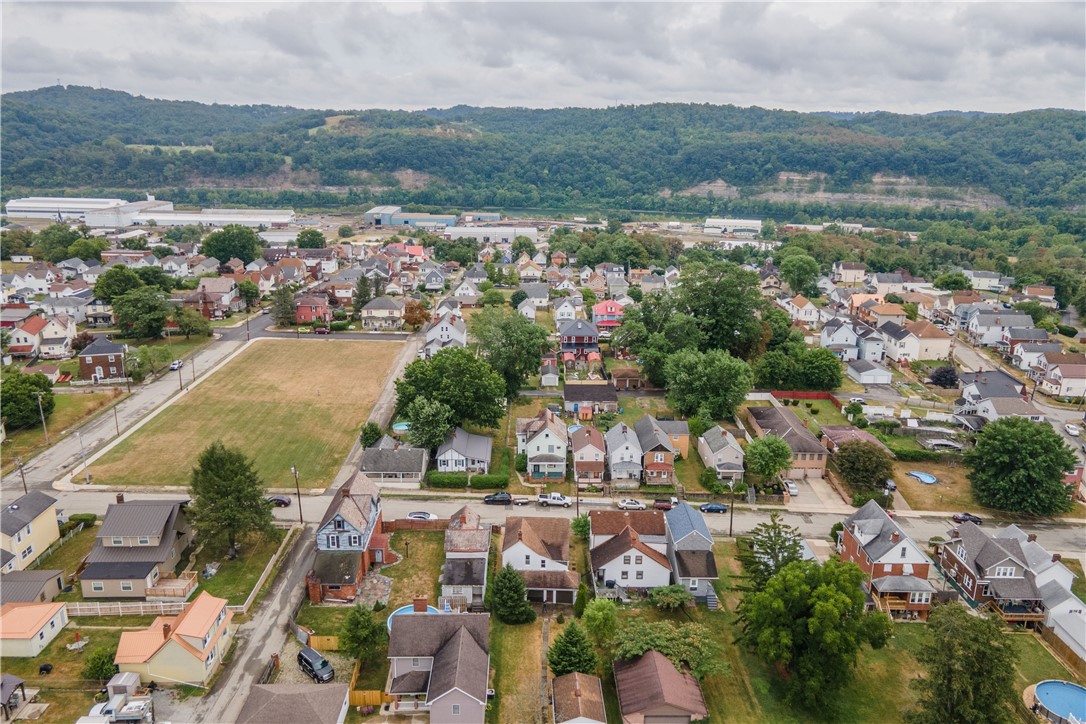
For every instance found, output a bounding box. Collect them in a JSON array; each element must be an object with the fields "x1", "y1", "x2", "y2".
[
  {"x1": 329, "y1": 321, "x2": 349, "y2": 332},
  {"x1": 852, "y1": 491, "x2": 893, "y2": 508},
  {"x1": 69, "y1": 513, "x2": 98, "y2": 526},
  {"x1": 891, "y1": 448, "x2": 945, "y2": 462},
  {"x1": 469, "y1": 475, "x2": 509, "y2": 490},
  {"x1": 426, "y1": 472, "x2": 469, "y2": 488},
  {"x1": 642, "y1": 485, "x2": 677, "y2": 495},
  {"x1": 1057, "y1": 324, "x2": 1078, "y2": 338}
]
